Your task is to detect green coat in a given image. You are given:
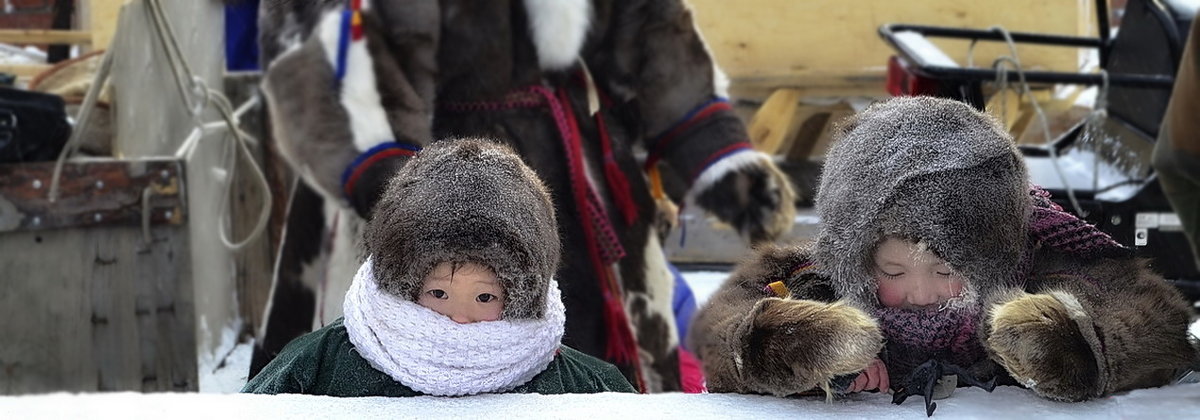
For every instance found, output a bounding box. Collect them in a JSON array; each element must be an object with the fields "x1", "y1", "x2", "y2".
[{"x1": 242, "y1": 318, "x2": 637, "y2": 396}]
